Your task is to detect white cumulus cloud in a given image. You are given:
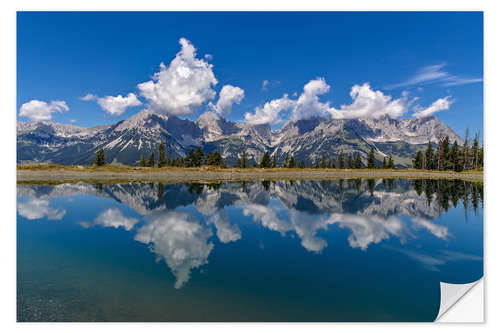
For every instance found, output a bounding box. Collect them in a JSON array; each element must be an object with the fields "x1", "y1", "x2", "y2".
[
  {"x1": 329, "y1": 83, "x2": 411, "y2": 119},
  {"x1": 80, "y1": 93, "x2": 97, "y2": 101},
  {"x1": 247, "y1": 79, "x2": 453, "y2": 124},
  {"x1": 245, "y1": 94, "x2": 295, "y2": 125},
  {"x1": 137, "y1": 37, "x2": 218, "y2": 116},
  {"x1": 19, "y1": 100, "x2": 69, "y2": 121},
  {"x1": 245, "y1": 78, "x2": 331, "y2": 125},
  {"x1": 412, "y1": 96, "x2": 453, "y2": 118},
  {"x1": 80, "y1": 93, "x2": 142, "y2": 117},
  {"x1": 291, "y1": 78, "x2": 331, "y2": 121},
  {"x1": 209, "y1": 84, "x2": 244, "y2": 117}
]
